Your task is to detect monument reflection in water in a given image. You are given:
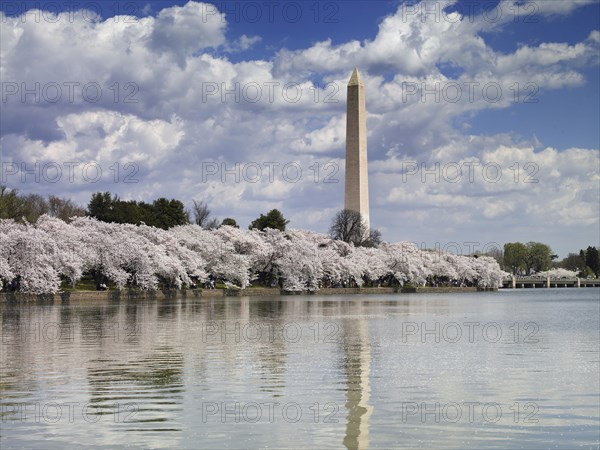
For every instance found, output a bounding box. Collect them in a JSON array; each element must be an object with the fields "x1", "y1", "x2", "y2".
[{"x1": 342, "y1": 317, "x2": 373, "y2": 450}]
